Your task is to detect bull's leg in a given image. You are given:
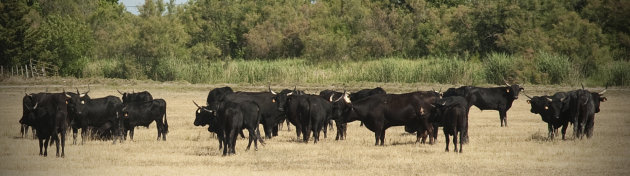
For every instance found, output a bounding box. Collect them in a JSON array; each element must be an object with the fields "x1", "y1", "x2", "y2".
[
  {"x1": 55, "y1": 134, "x2": 60, "y2": 157},
  {"x1": 286, "y1": 120, "x2": 291, "y2": 131},
  {"x1": 217, "y1": 133, "x2": 223, "y2": 150},
  {"x1": 32, "y1": 128, "x2": 37, "y2": 139},
  {"x1": 246, "y1": 130, "x2": 254, "y2": 151},
  {"x1": 453, "y1": 131, "x2": 458, "y2": 153},
  {"x1": 262, "y1": 124, "x2": 272, "y2": 139},
  {"x1": 499, "y1": 110, "x2": 507, "y2": 127},
  {"x1": 302, "y1": 126, "x2": 311, "y2": 143},
  {"x1": 322, "y1": 121, "x2": 328, "y2": 139},
  {"x1": 561, "y1": 122, "x2": 569, "y2": 140},
  {"x1": 38, "y1": 138, "x2": 44, "y2": 156},
  {"x1": 129, "y1": 128, "x2": 135, "y2": 141},
  {"x1": 43, "y1": 137, "x2": 49, "y2": 157},
  {"x1": 272, "y1": 125, "x2": 279, "y2": 137},
  {"x1": 222, "y1": 133, "x2": 228, "y2": 156},
  {"x1": 72, "y1": 127, "x2": 78, "y2": 145},
  {"x1": 239, "y1": 130, "x2": 245, "y2": 139},
  {"x1": 433, "y1": 124, "x2": 439, "y2": 144},
  {"x1": 20, "y1": 124, "x2": 26, "y2": 138},
  {"x1": 458, "y1": 131, "x2": 463, "y2": 153},
  {"x1": 230, "y1": 130, "x2": 238, "y2": 155},
  {"x1": 374, "y1": 131, "x2": 380, "y2": 146},
  {"x1": 314, "y1": 123, "x2": 323, "y2": 144},
  {"x1": 60, "y1": 132, "x2": 66, "y2": 157},
  {"x1": 547, "y1": 124, "x2": 554, "y2": 140},
  {"x1": 444, "y1": 131, "x2": 450, "y2": 152},
  {"x1": 380, "y1": 129, "x2": 386, "y2": 146}
]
